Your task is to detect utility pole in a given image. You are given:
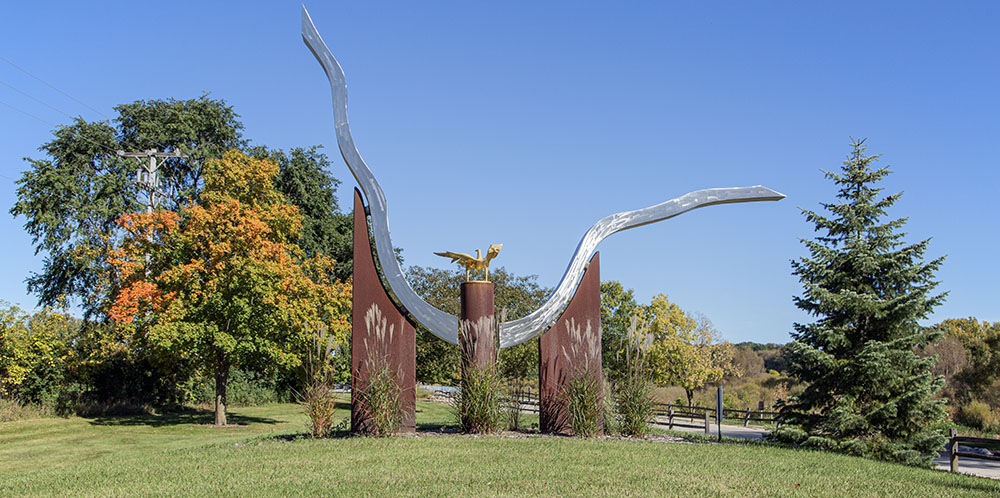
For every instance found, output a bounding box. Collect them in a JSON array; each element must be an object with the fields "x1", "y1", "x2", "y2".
[
  {"x1": 116, "y1": 148, "x2": 188, "y2": 212},
  {"x1": 116, "y1": 148, "x2": 189, "y2": 277}
]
